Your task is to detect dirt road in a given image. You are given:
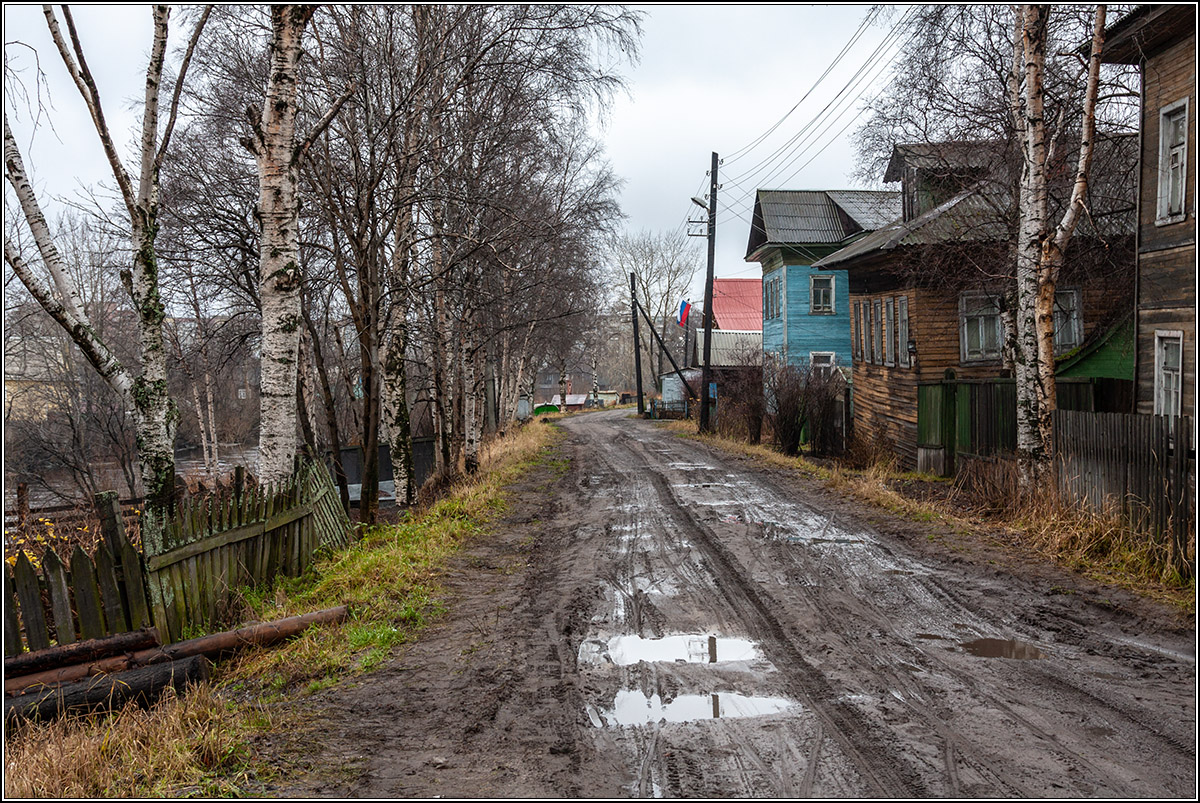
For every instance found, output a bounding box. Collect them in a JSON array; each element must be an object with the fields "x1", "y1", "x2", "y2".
[{"x1": 278, "y1": 410, "x2": 1196, "y2": 798}]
